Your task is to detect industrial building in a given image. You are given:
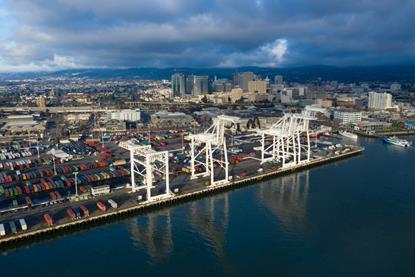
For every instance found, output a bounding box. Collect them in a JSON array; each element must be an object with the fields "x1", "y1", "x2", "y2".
[
  {"x1": 150, "y1": 111, "x2": 196, "y2": 127},
  {"x1": 109, "y1": 109, "x2": 141, "y2": 122},
  {"x1": 1, "y1": 115, "x2": 46, "y2": 136}
]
